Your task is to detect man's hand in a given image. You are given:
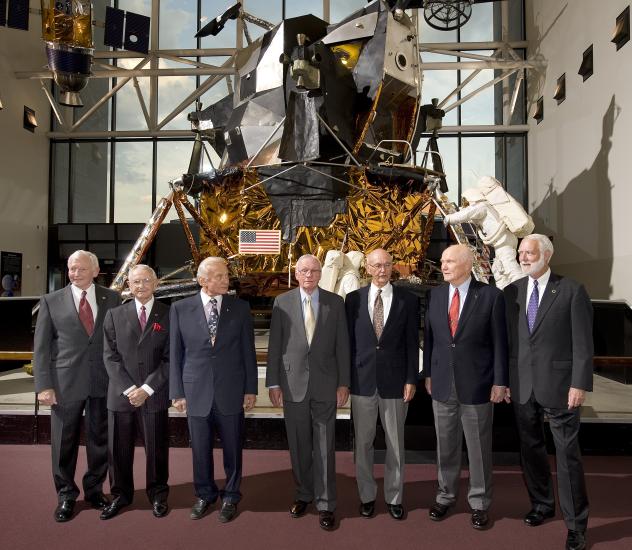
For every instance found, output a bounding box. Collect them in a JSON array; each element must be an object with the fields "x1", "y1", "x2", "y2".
[
  {"x1": 269, "y1": 387, "x2": 283, "y2": 408},
  {"x1": 172, "y1": 398, "x2": 187, "y2": 413},
  {"x1": 128, "y1": 388, "x2": 149, "y2": 408},
  {"x1": 424, "y1": 378, "x2": 432, "y2": 396},
  {"x1": 38, "y1": 388, "x2": 57, "y2": 406},
  {"x1": 504, "y1": 387, "x2": 512, "y2": 404},
  {"x1": 243, "y1": 394, "x2": 256, "y2": 411},
  {"x1": 490, "y1": 385, "x2": 506, "y2": 403},
  {"x1": 403, "y1": 383, "x2": 416, "y2": 402},
  {"x1": 336, "y1": 386, "x2": 350, "y2": 408},
  {"x1": 568, "y1": 387, "x2": 586, "y2": 409}
]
